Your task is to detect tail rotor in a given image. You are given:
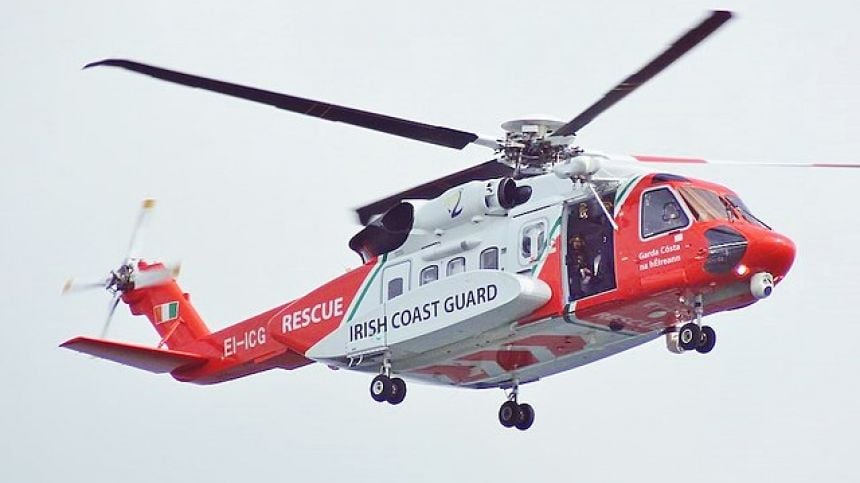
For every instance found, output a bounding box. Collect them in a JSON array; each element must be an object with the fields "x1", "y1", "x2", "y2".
[{"x1": 63, "y1": 199, "x2": 178, "y2": 338}]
